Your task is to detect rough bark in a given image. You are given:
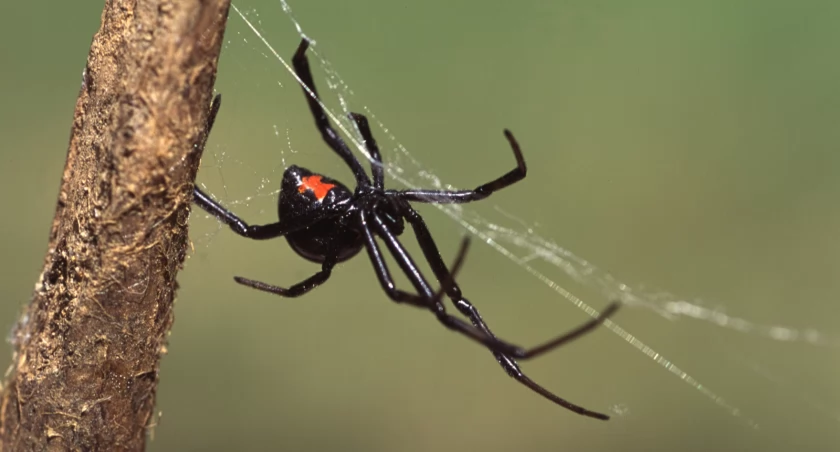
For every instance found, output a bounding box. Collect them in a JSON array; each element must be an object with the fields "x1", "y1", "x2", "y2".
[{"x1": 0, "y1": 0, "x2": 231, "y2": 450}]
